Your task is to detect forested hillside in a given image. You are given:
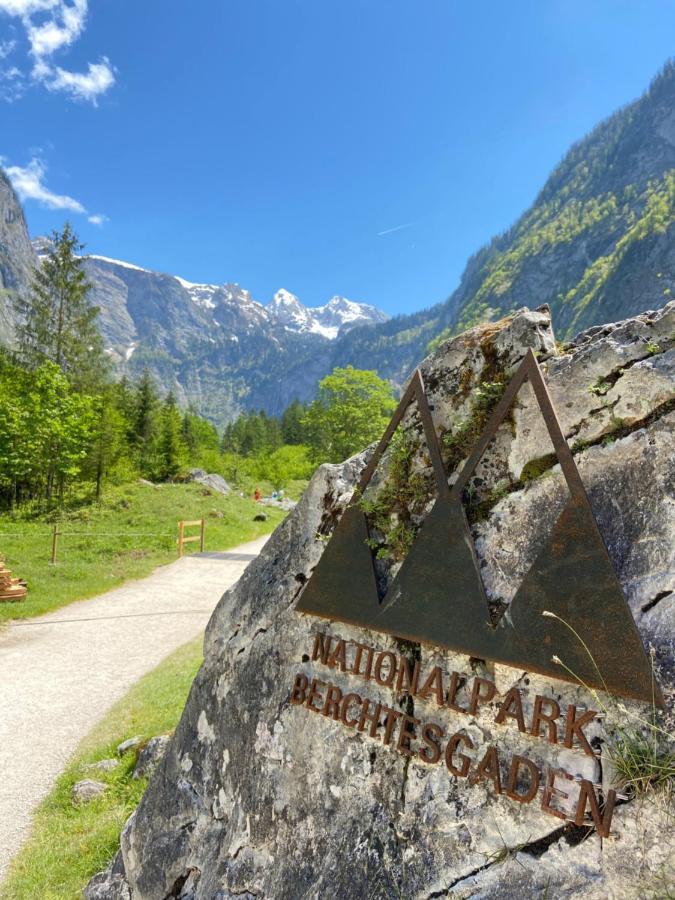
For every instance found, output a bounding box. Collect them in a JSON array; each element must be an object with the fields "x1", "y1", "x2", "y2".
[{"x1": 324, "y1": 60, "x2": 675, "y2": 382}]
